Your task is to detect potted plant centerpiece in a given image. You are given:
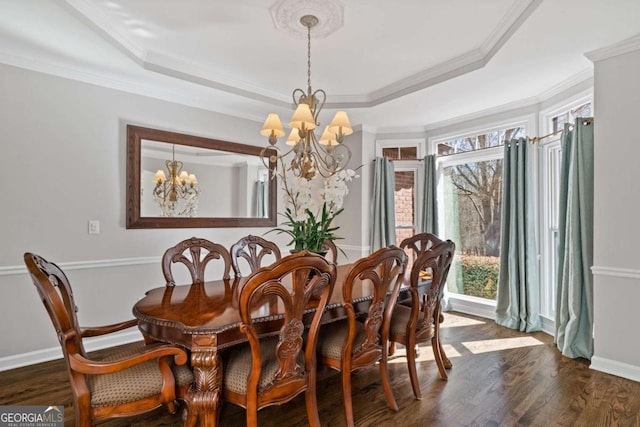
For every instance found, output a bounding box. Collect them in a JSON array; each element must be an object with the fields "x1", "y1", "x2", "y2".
[{"x1": 269, "y1": 168, "x2": 358, "y2": 254}]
